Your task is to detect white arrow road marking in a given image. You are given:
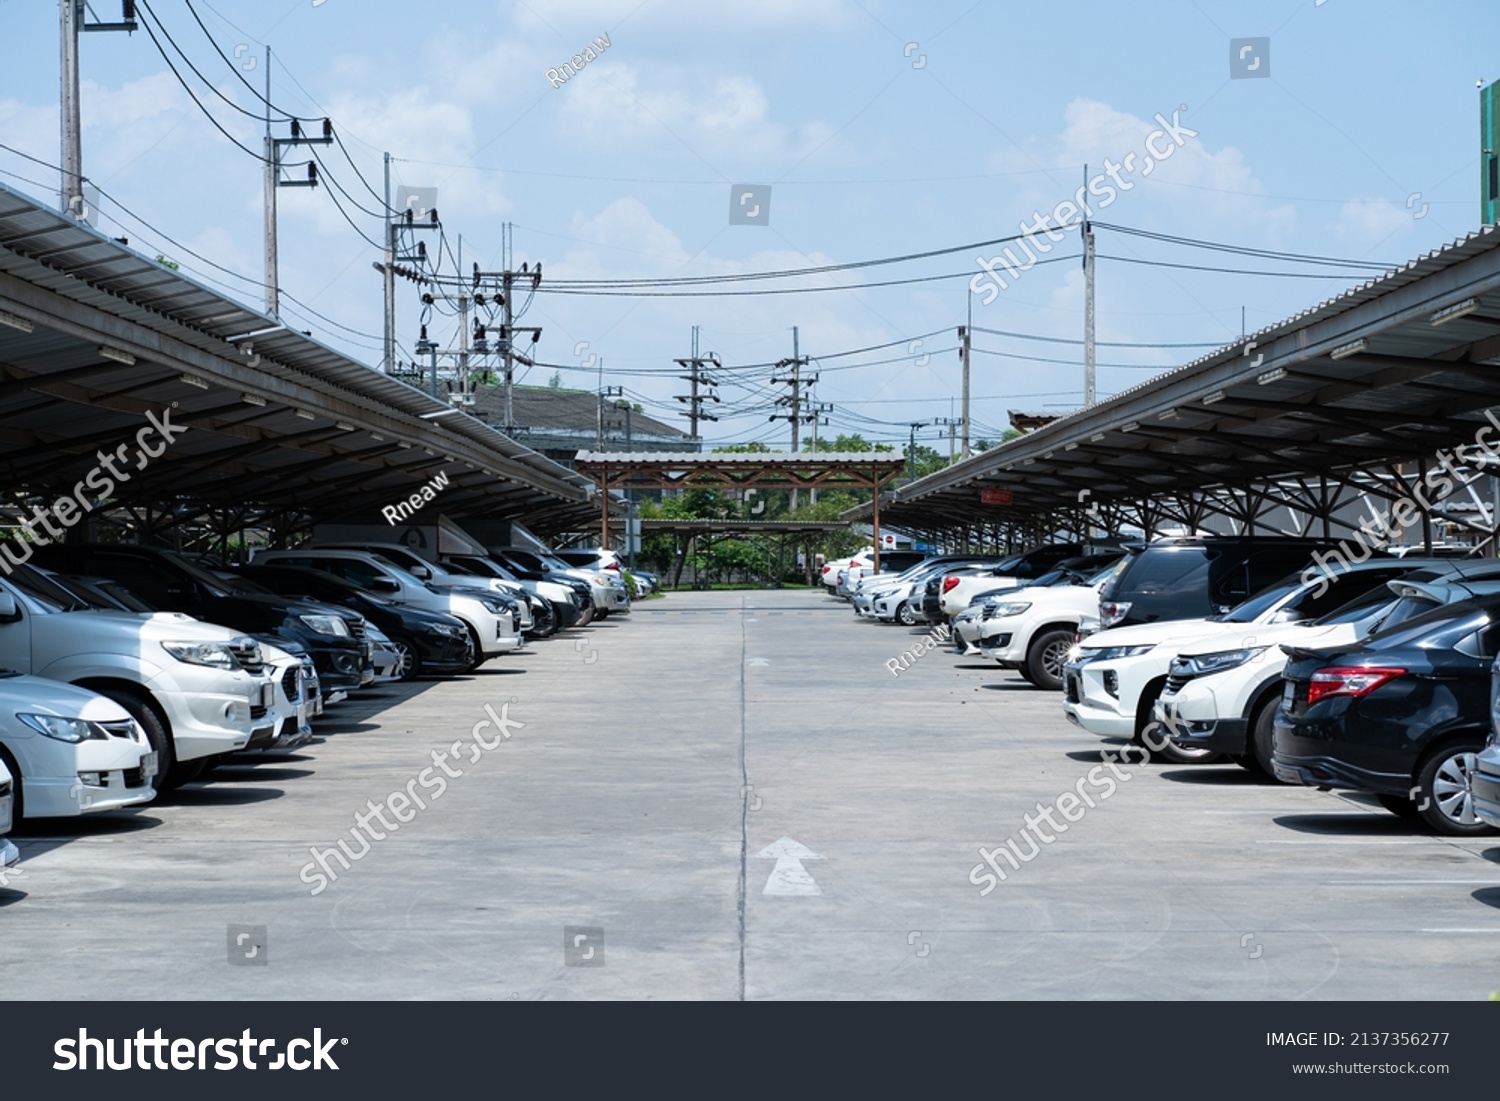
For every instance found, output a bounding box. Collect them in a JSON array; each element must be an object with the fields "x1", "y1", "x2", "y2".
[{"x1": 755, "y1": 837, "x2": 823, "y2": 896}]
